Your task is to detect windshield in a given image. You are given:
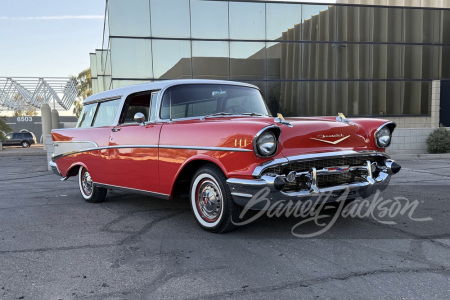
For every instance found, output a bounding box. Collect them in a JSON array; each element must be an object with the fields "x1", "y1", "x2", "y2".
[{"x1": 160, "y1": 84, "x2": 270, "y2": 120}]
